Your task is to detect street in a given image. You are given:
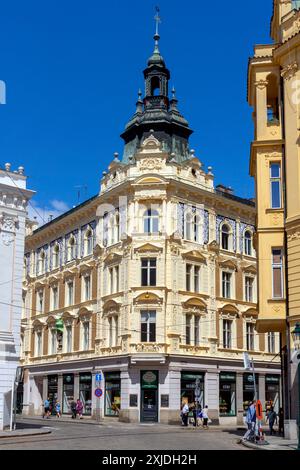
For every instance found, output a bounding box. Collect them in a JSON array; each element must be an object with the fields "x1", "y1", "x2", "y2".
[{"x1": 0, "y1": 418, "x2": 246, "y2": 450}]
